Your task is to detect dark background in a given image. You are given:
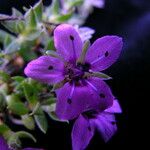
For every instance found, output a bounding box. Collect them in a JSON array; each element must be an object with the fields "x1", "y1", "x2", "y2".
[{"x1": 0, "y1": 0, "x2": 149, "y2": 149}]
